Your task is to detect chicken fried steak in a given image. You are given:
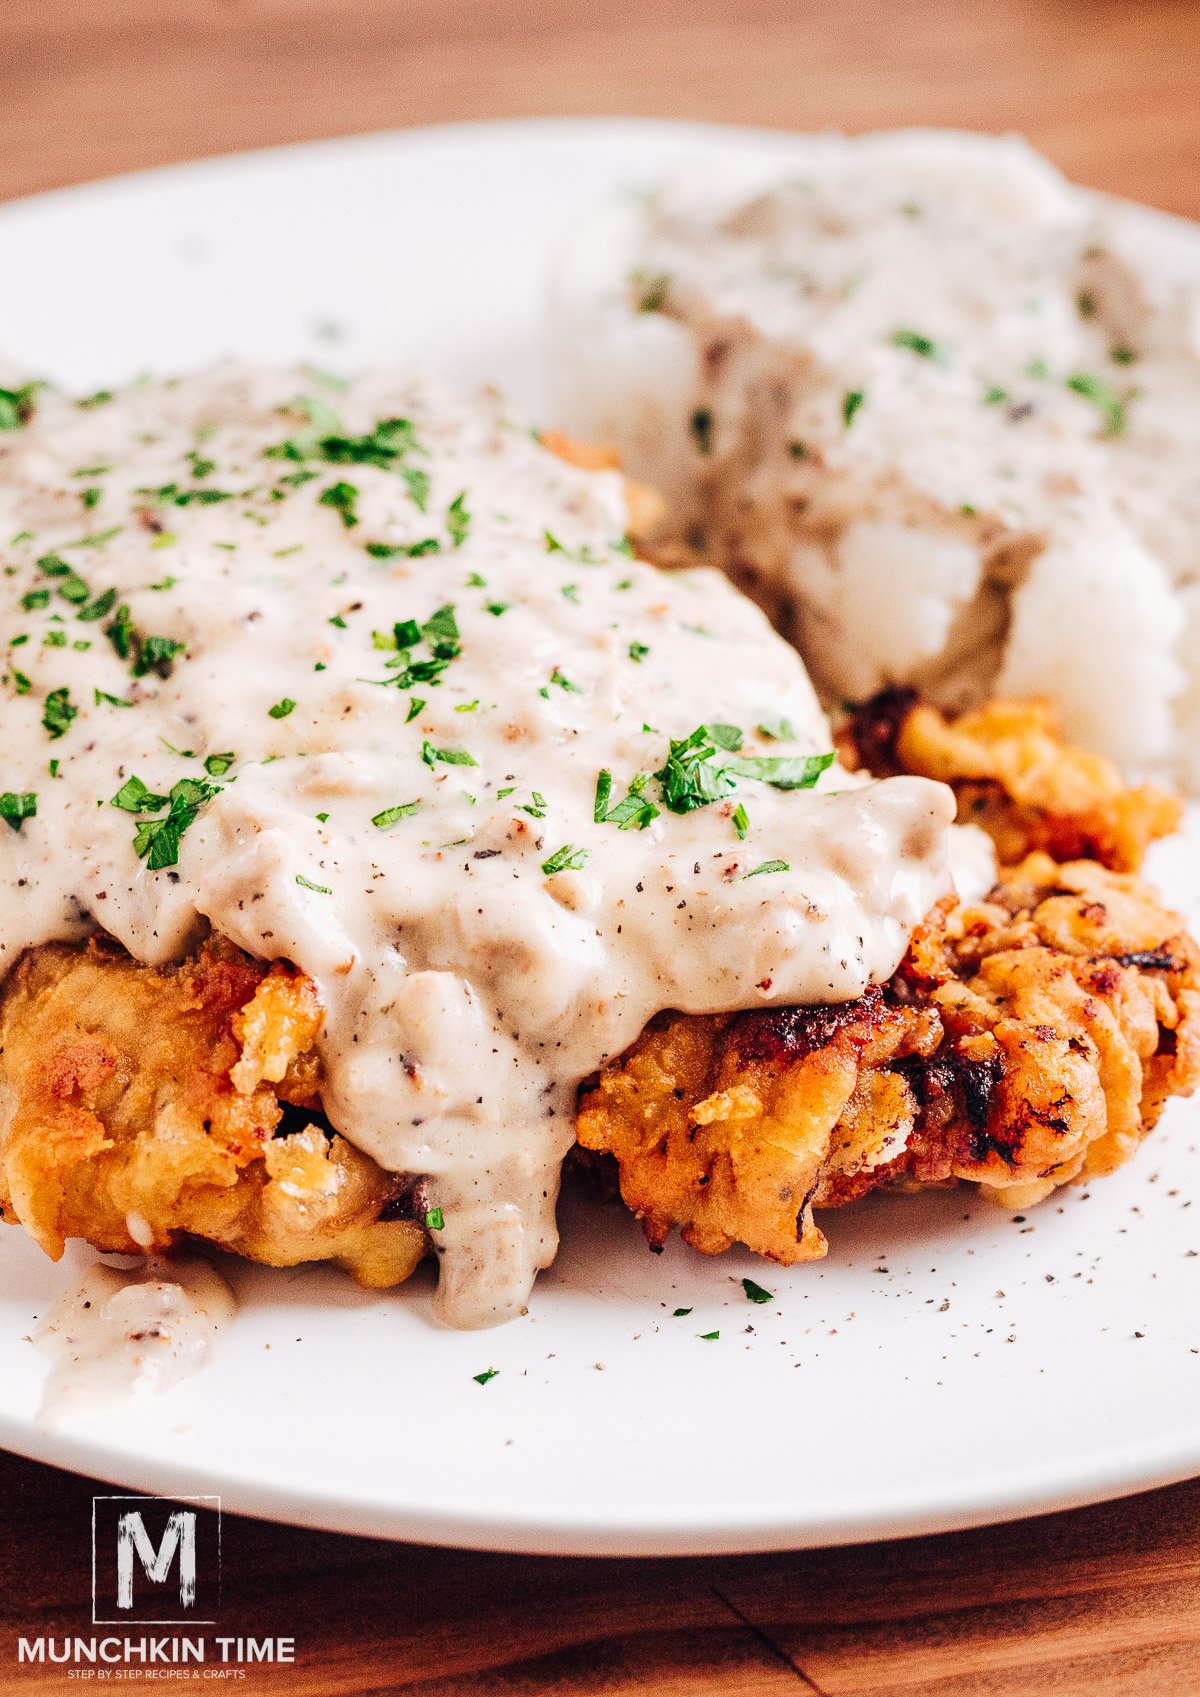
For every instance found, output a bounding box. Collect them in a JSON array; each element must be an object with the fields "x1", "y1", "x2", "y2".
[
  {"x1": 577, "y1": 856, "x2": 1200, "y2": 1263},
  {"x1": 0, "y1": 934, "x2": 426, "y2": 1285},
  {"x1": 840, "y1": 689, "x2": 1182, "y2": 874}
]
